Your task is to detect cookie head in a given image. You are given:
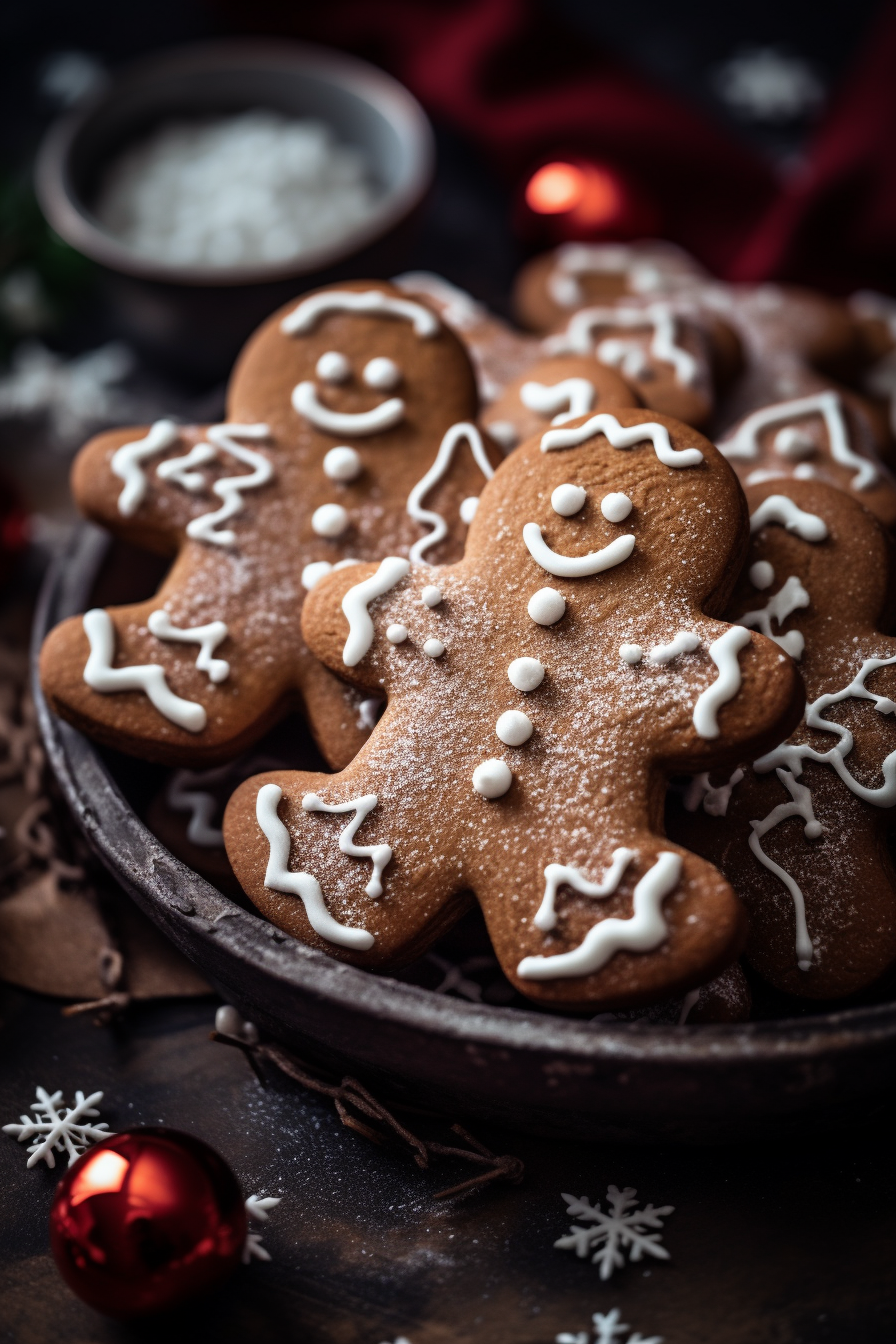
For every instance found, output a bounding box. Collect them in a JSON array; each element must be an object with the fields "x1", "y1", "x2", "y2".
[{"x1": 482, "y1": 353, "x2": 640, "y2": 453}]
